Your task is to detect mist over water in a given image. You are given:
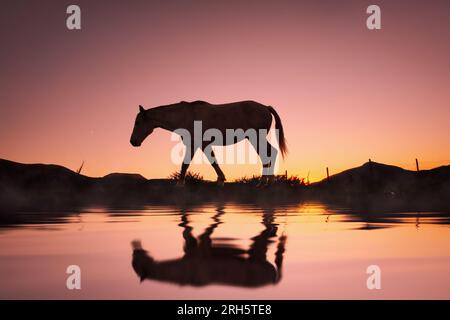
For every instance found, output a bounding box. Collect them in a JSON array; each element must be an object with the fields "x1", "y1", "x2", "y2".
[{"x1": 0, "y1": 202, "x2": 449, "y2": 299}]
